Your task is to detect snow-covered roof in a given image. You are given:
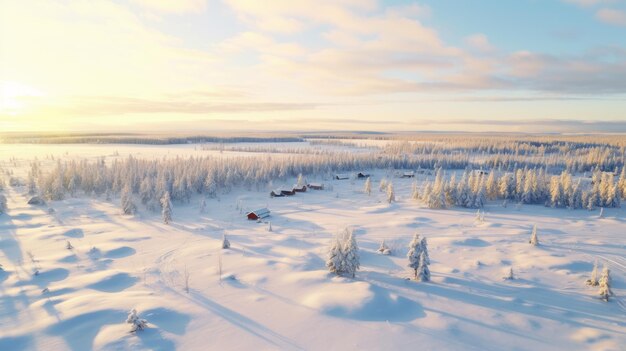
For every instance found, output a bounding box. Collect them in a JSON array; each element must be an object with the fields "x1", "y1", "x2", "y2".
[{"x1": 308, "y1": 182, "x2": 323, "y2": 187}]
